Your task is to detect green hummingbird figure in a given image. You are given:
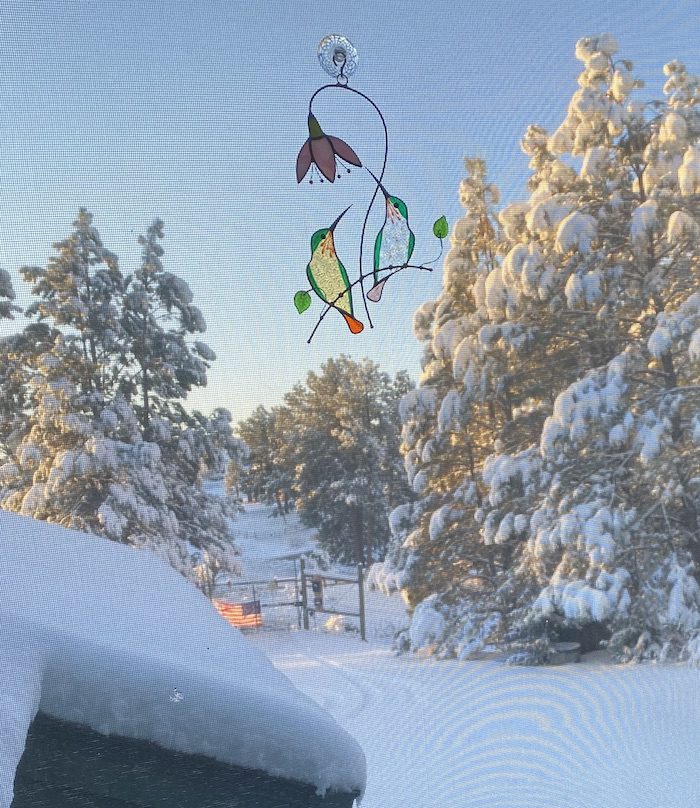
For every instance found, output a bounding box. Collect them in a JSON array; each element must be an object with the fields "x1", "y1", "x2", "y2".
[
  {"x1": 304, "y1": 206, "x2": 364, "y2": 334},
  {"x1": 367, "y1": 173, "x2": 415, "y2": 303}
]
